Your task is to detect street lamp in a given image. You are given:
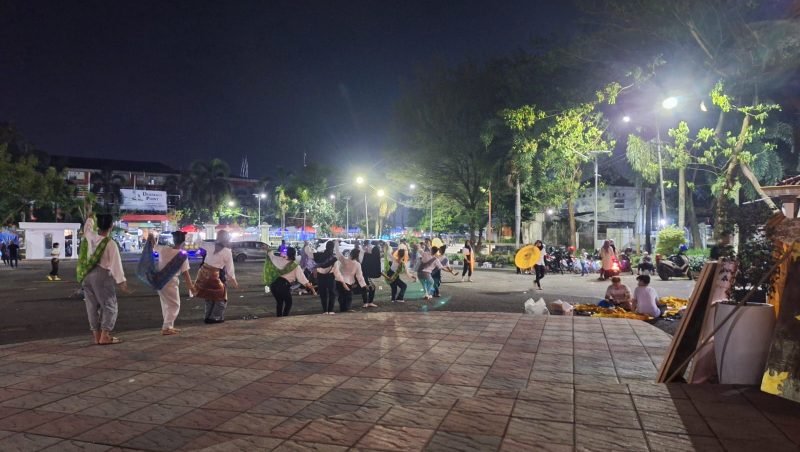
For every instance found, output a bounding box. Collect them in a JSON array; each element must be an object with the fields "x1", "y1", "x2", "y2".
[
  {"x1": 547, "y1": 208, "x2": 554, "y2": 215},
  {"x1": 662, "y1": 96, "x2": 678, "y2": 110},
  {"x1": 377, "y1": 189, "x2": 385, "y2": 197},
  {"x1": 356, "y1": 176, "x2": 369, "y2": 238},
  {"x1": 622, "y1": 115, "x2": 631, "y2": 123},
  {"x1": 253, "y1": 193, "x2": 266, "y2": 230},
  {"x1": 227, "y1": 200, "x2": 235, "y2": 207}
]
